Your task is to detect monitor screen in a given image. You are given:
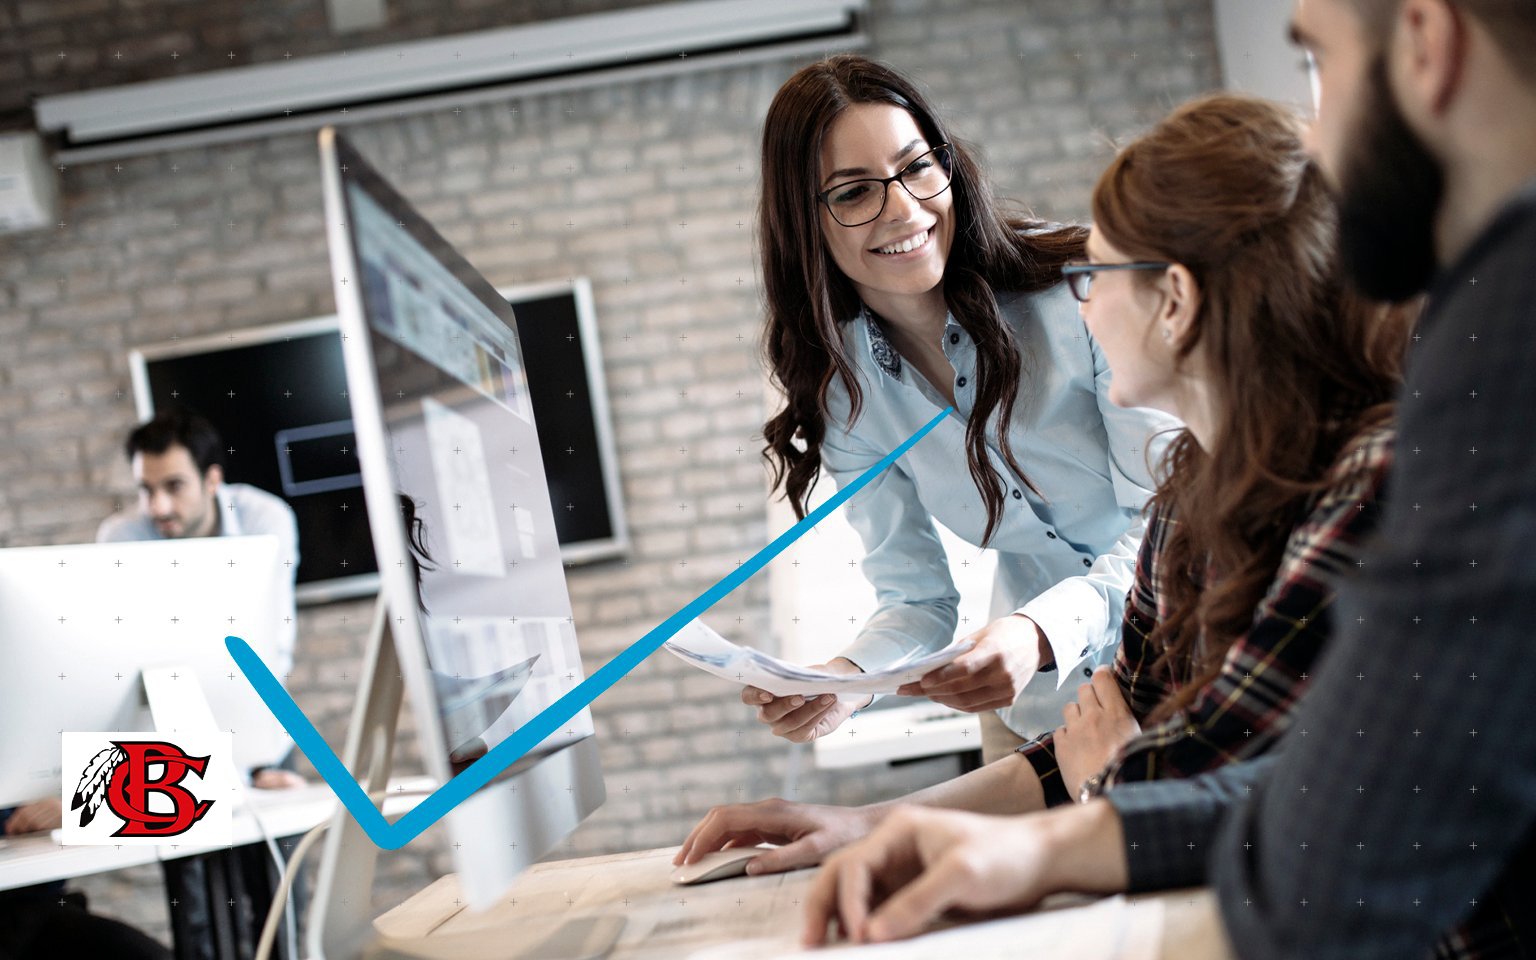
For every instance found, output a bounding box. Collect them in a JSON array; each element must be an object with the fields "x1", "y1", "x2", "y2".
[
  {"x1": 308, "y1": 129, "x2": 606, "y2": 933},
  {"x1": 0, "y1": 536, "x2": 291, "y2": 808},
  {"x1": 335, "y1": 136, "x2": 596, "y2": 773}
]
